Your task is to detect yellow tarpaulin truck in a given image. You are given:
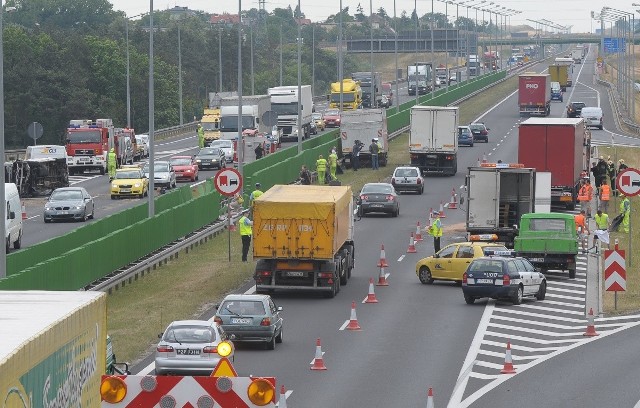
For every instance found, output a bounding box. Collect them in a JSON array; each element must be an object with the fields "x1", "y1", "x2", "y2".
[
  {"x1": 253, "y1": 185, "x2": 356, "y2": 298},
  {"x1": 201, "y1": 107, "x2": 221, "y2": 146},
  {"x1": 329, "y1": 79, "x2": 362, "y2": 110},
  {"x1": 548, "y1": 64, "x2": 570, "y2": 92}
]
